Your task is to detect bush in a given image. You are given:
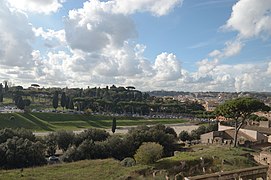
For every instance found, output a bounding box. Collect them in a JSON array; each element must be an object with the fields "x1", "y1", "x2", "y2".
[
  {"x1": 127, "y1": 124, "x2": 177, "y2": 156},
  {"x1": 120, "y1": 157, "x2": 136, "y2": 167},
  {"x1": 74, "y1": 128, "x2": 109, "y2": 146},
  {"x1": 179, "y1": 130, "x2": 191, "y2": 142},
  {"x1": 55, "y1": 130, "x2": 75, "y2": 151},
  {"x1": 134, "y1": 142, "x2": 163, "y2": 165}
]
